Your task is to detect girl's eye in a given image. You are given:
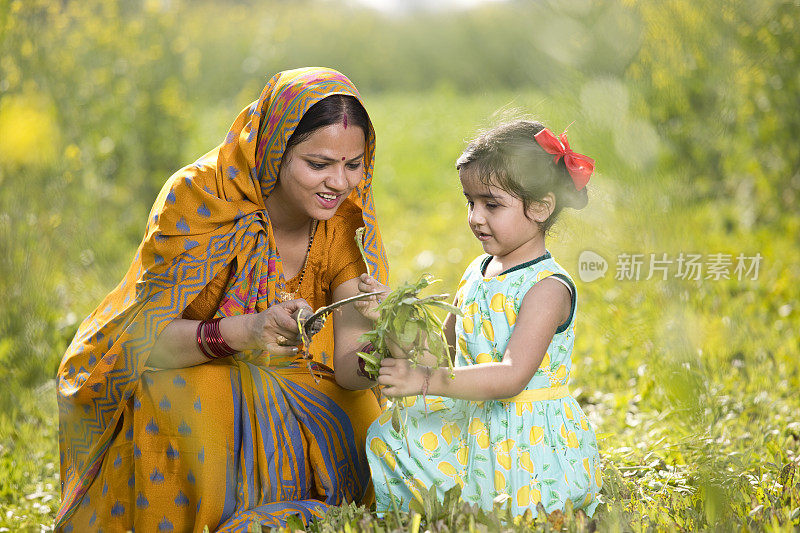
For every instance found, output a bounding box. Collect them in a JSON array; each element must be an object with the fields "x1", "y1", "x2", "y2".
[
  {"x1": 346, "y1": 161, "x2": 362, "y2": 171},
  {"x1": 307, "y1": 161, "x2": 327, "y2": 170},
  {"x1": 486, "y1": 203, "x2": 499, "y2": 209}
]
